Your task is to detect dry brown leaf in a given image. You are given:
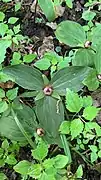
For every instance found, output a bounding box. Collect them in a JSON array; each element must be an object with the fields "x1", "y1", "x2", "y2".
[
  {"x1": 38, "y1": 36, "x2": 54, "y2": 58},
  {"x1": 0, "y1": 81, "x2": 15, "y2": 89},
  {"x1": 55, "y1": 5, "x2": 65, "y2": 18},
  {"x1": 46, "y1": 22, "x2": 57, "y2": 30}
]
